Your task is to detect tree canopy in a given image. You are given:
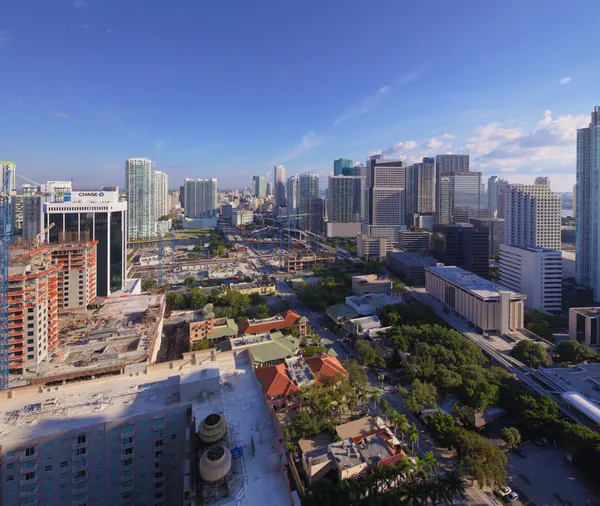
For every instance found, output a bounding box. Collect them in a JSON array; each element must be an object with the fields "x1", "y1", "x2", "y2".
[
  {"x1": 555, "y1": 340, "x2": 597, "y2": 363},
  {"x1": 509, "y1": 340, "x2": 552, "y2": 369},
  {"x1": 355, "y1": 340, "x2": 377, "y2": 366},
  {"x1": 404, "y1": 379, "x2": 439, "y2": 413}
]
